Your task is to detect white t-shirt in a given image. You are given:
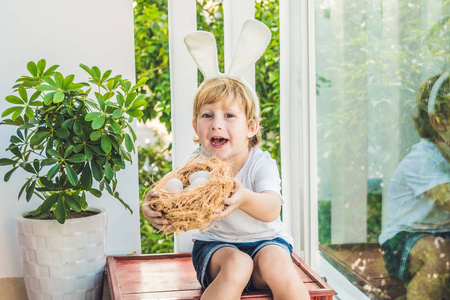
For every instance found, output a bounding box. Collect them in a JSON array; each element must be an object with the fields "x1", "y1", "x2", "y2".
[
  {"x1": 378, "y1": 139, "x2": 450, "y2": 244},
  {"x1": 191, "y1": 146, "x2": 294, "y2": 245}
]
